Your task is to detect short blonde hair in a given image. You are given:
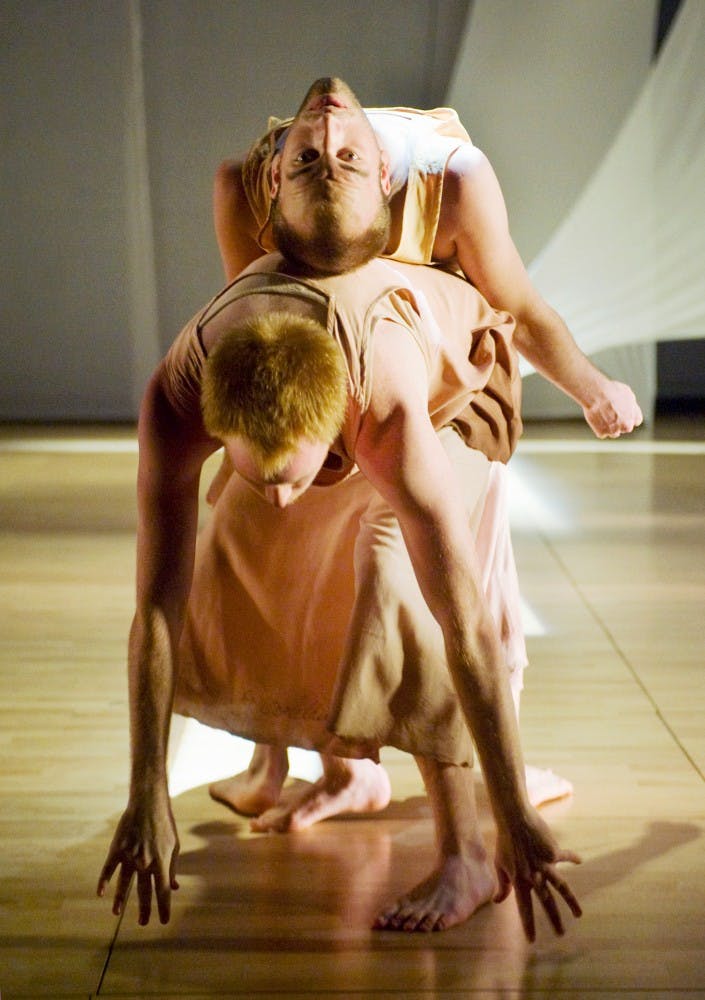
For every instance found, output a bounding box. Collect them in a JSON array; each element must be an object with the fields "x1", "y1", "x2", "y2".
[{"x1": 201, "y1": 312, "x2": 348, "y2": 476}]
